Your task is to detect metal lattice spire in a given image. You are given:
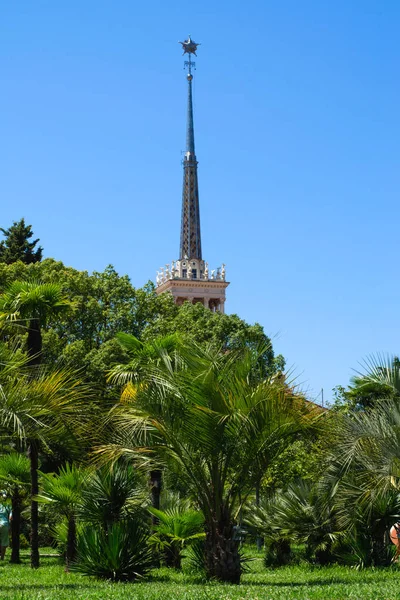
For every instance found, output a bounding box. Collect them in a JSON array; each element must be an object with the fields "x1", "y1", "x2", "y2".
[{"x1": 179, "y1": 36, "x2": 202, "y2": 260}]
